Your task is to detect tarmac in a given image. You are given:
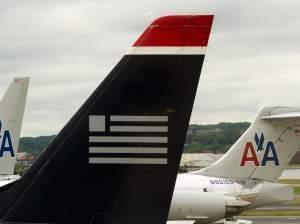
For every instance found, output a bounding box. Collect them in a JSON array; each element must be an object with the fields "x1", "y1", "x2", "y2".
[
  {"x1": 168, "y1": 216, "x2": 300, "y2": 224},
  {"x1": 239, "y1": 216, "x2": 300, "y2": 224}
]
